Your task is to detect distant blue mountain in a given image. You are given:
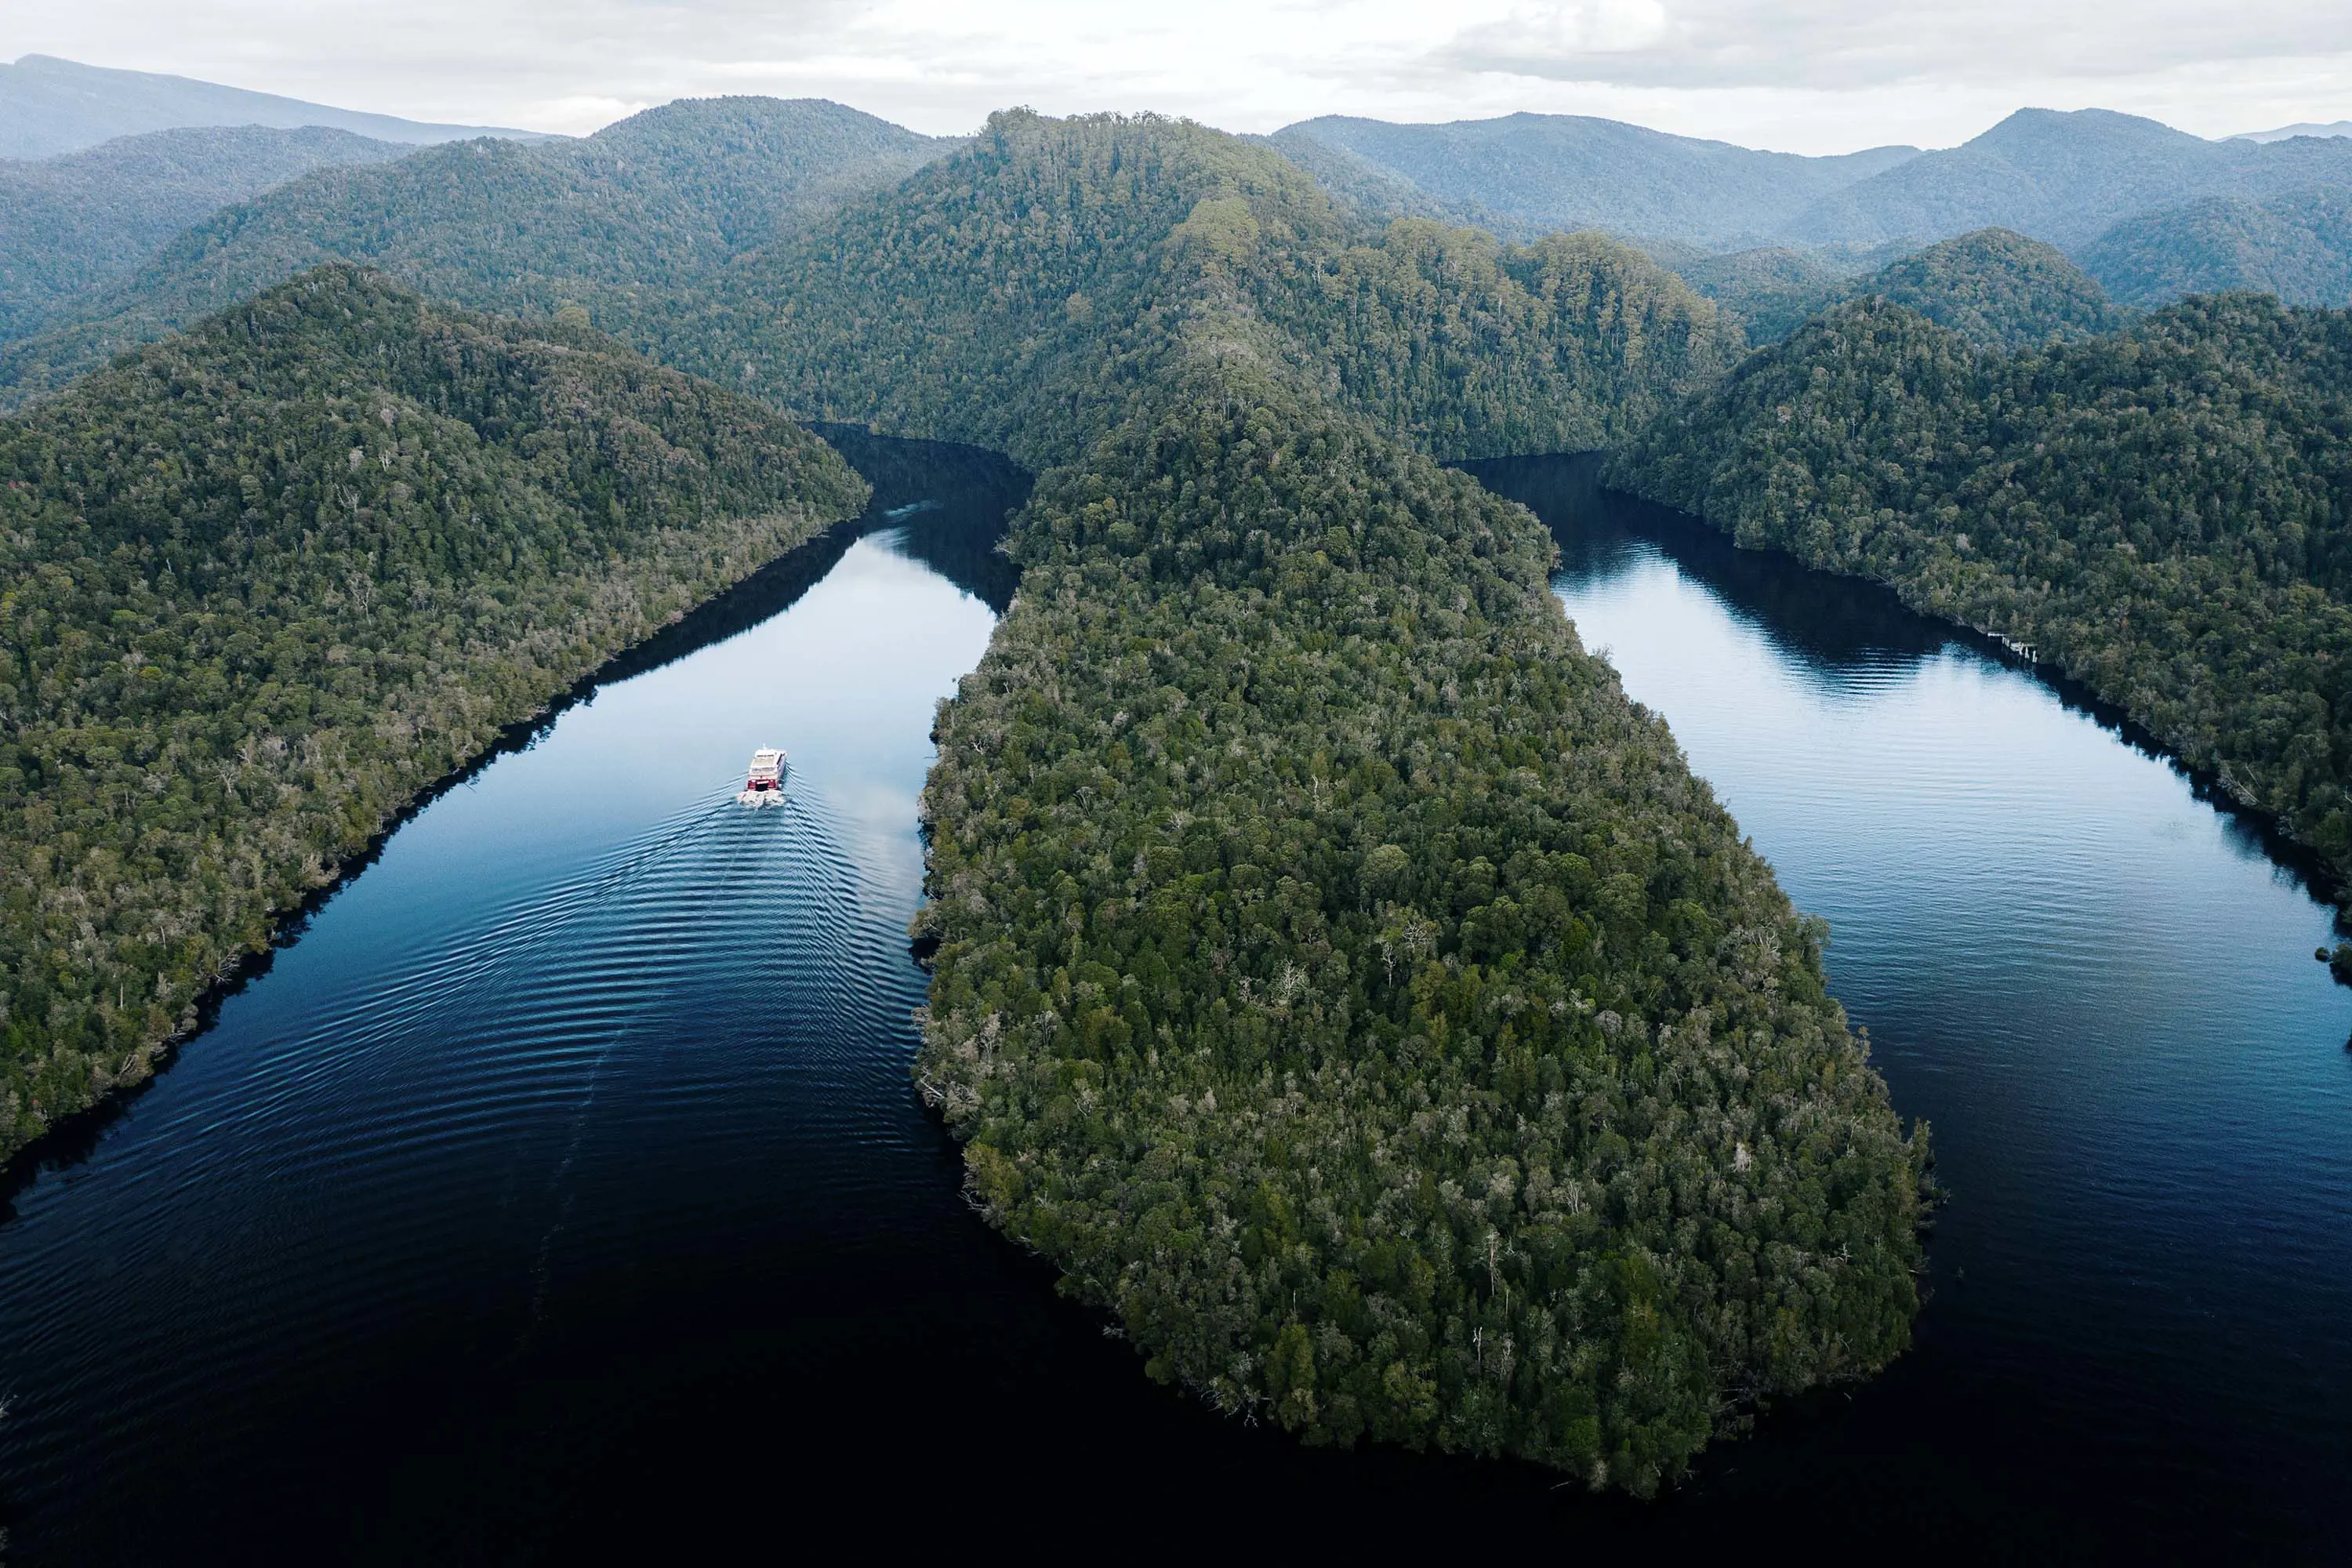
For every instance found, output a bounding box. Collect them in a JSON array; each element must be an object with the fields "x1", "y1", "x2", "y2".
[
  {"x1": 1275, "y1": 107, "x2": 2352, "y2": 265},
  {"x1": 0, "y1": 124, "x2": 410, "y2": 341},
  {"x1": 1783, "y1": 109, "x2": 2352, "y2": 248},
  {"x1": 1270, "y1": 112, "x2": 1918, "y2": 245},
  {"x1": 2235, "y1": 122, "x2": 2352, "y2": 143},
  {"x1": 0, "y1": 53, "x2": 548, "y2": 160}
]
